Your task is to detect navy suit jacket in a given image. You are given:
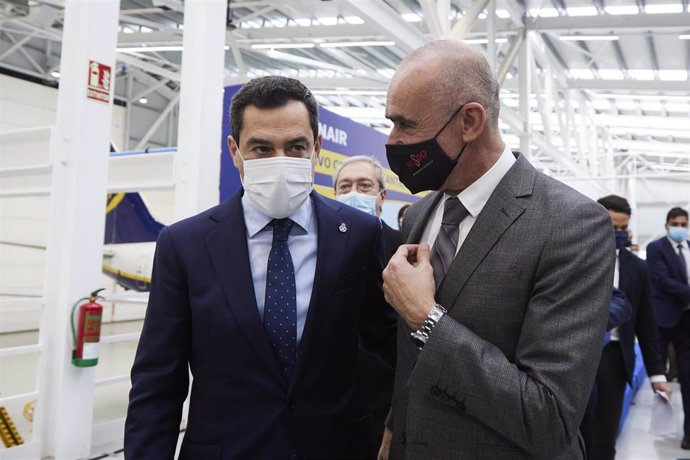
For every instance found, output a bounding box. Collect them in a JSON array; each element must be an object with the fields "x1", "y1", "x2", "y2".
[
  {"x1": 646, "y1": 237, "x2": 690, "y2": 328},
  {"x1": 617, "y1": 248, "x2": 665, "y2": 383},
  {"x1": 125, "y1": 191, "x2": 396, "y2": 459}
]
